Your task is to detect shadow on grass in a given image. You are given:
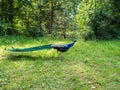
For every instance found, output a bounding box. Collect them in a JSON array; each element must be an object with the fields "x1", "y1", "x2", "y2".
[
  {"x1": 6, "y1": 55, "x2": 40, "y2": 61},
  {"x1": 6, "y1": 54, "x2": 59, "y2": 61}
]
